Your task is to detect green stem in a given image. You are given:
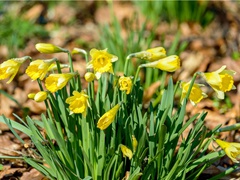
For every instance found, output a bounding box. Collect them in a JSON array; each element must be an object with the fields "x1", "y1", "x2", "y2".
[
  {"x1": 68, "y1": 52, "x2": 74, "y2": 73},
  {"x1": 133, "y1": 65, "x2": 142, "y2": 84},
  {"x1": 185, "y1": 72, "x2": 199, "y2": 101},
  {"x1": 217, "y1": 123, "x2": 240, "y2": 133},
  {"x1": 124, "y1": 54, "x2": 134, "y2": 76}
]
